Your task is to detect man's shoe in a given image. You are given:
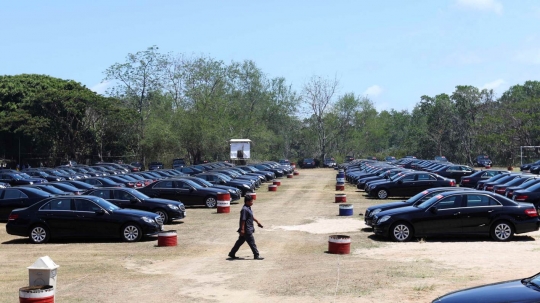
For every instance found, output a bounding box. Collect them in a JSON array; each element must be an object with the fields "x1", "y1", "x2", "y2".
[
  {"x1": 254, "y1": 255, "x2": 264, "y2": 260},
  {"x1": 228, "y1": 253, "x2": 239, "y2": 259}
]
